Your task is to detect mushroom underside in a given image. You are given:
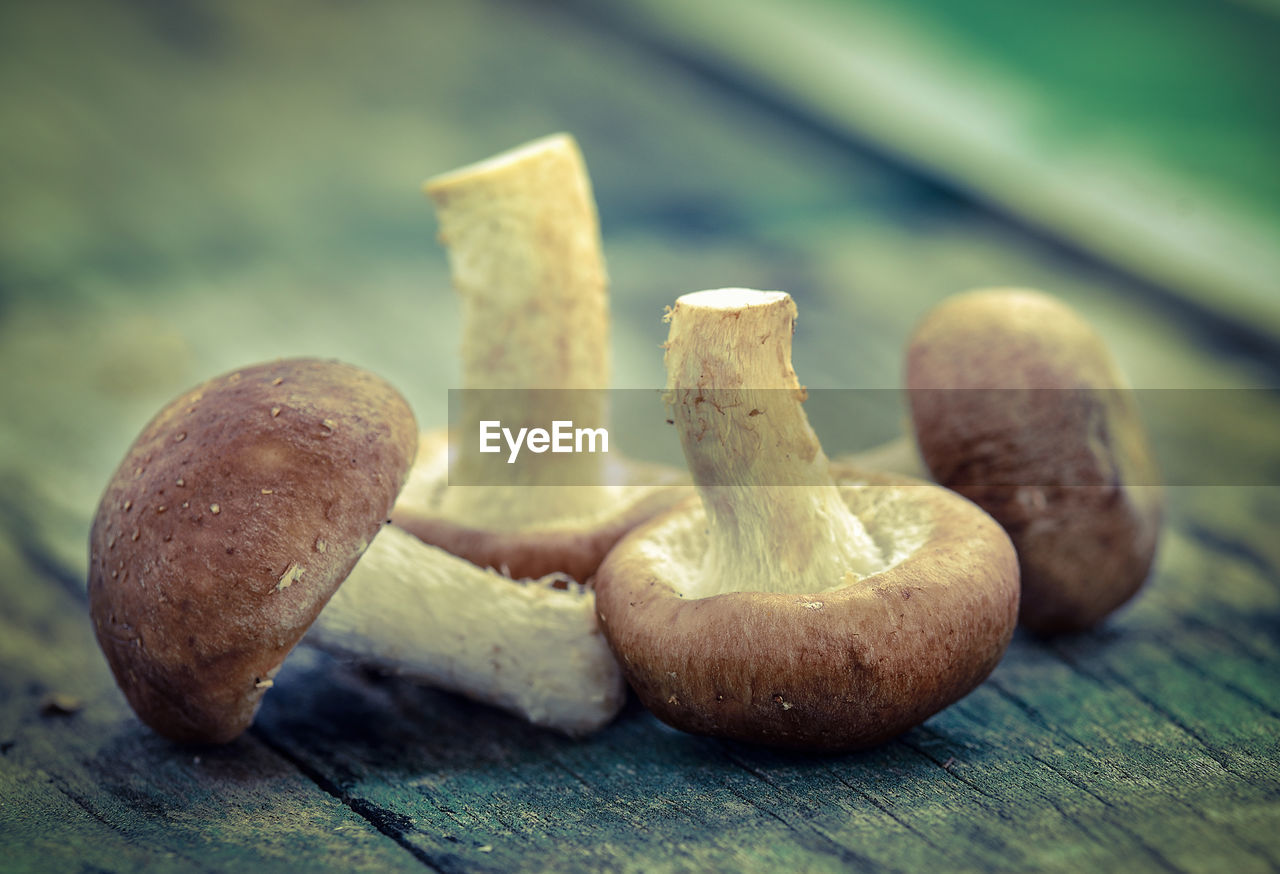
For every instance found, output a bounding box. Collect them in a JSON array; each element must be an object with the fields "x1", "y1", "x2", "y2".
[
  {"x1": 391, "y1": 427, "x2": 689, "y2": 582},
  {"x1": 595, "y1": 472, "x2": 1019, "y2": 751}
]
